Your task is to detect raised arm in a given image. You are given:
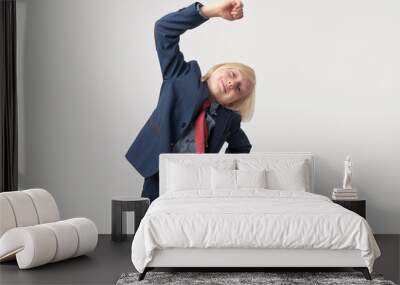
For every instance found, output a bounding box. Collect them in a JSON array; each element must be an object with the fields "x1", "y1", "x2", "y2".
[
  {"x1": 154, "y1": 3, "x2": 208, "y2": 80},
  {"x1": 154, "y1": 1, "x2": 243, "y2": 80}
]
